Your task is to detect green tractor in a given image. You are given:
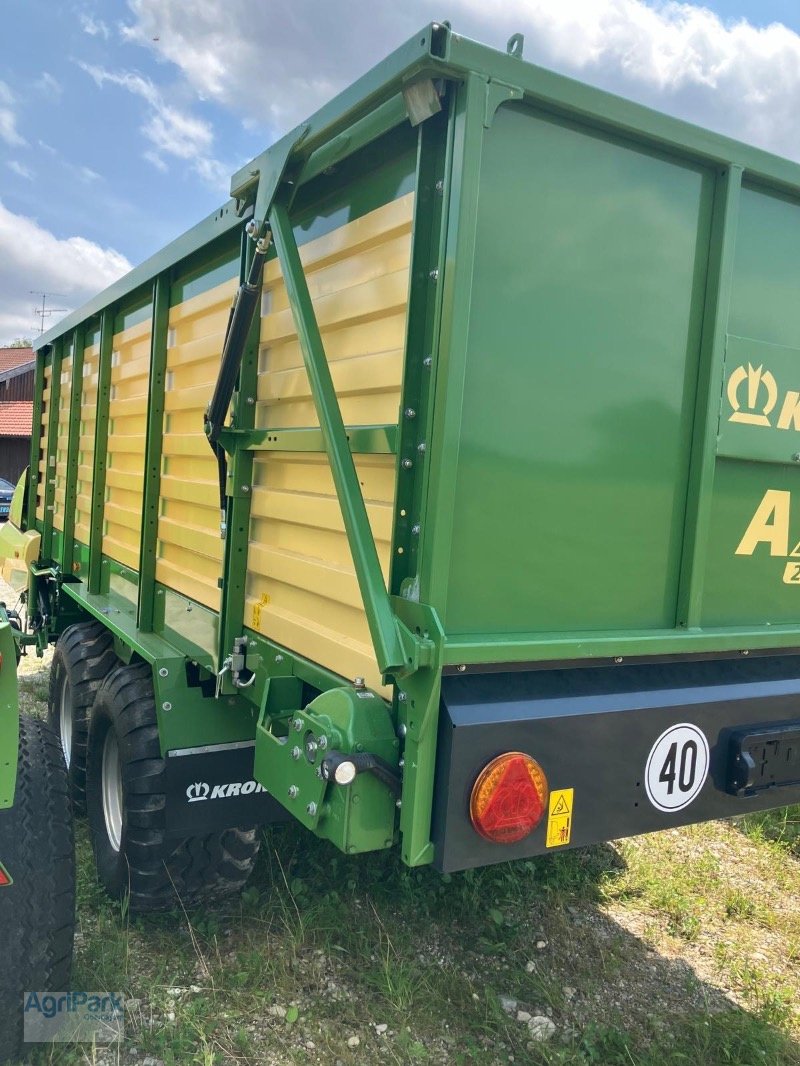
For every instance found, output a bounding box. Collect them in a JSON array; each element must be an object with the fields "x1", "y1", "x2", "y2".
[{"x1": 0, "y1": 610, "x2": 75, "y2": 1062}]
